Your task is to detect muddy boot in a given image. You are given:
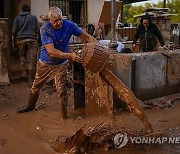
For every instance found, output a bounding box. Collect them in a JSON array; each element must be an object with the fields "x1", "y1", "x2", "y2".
[{"x1": 17, "y1": 92, "x2": 39, "y2": 113}]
